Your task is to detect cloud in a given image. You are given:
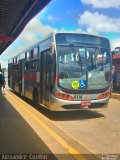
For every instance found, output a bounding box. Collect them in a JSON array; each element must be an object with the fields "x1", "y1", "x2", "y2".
[
  {"x1": 18, "y1": 15, "x2": 54, "y2": 46},
  {"x1": 1, "y1": 14, "x2": 82, "y2": 68},
  {"x1": 81, "y1": 0, "x2": 120, "y2": 8},
  {"x1": 47, "y1": 15, "x2": 56, "y2": 22},
  {"x1": 5, "y1": 15, "x2": 54, "y2": 54},
  {"x1": 78, "y1": 11, "x2": 120, "y2": 34},
  {"x1": 111, "y1": 38, "x2": 120, "y2": 50},
  {"x1": 0, "y1": 15, "x2": 55, "y2": 68}
]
